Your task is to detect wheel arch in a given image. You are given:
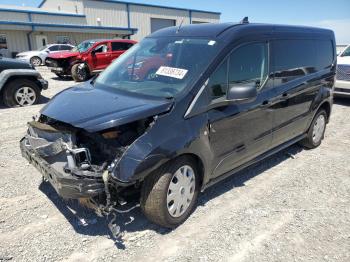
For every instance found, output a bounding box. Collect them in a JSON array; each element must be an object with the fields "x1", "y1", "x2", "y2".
[
  {"x1": 162, "y1": 153, "x2": 206, "y2": 189},
  {"x1": 317, "y1": 101, "x2": 331, "y2": 123}
]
